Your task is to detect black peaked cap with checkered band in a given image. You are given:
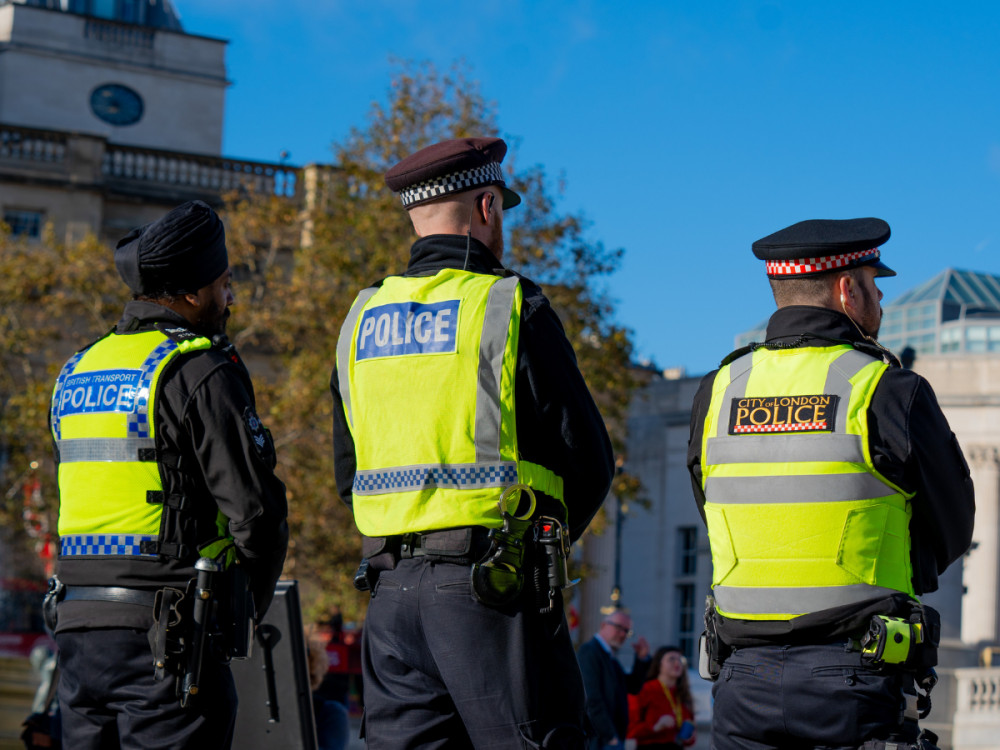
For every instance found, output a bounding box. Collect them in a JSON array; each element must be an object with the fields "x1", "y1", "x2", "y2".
[
  {"x1": 752, "y1": 218, "x2": 896, "y2": 278},
  {"x1": 384, "y1": 137, "x2": 521, "y2": 211}
]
